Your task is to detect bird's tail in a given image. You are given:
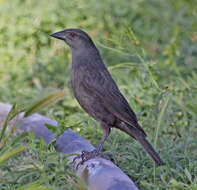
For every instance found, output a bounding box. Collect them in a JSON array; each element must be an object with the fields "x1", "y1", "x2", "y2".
[
  {"x1": 135, "y1": 134, "x2": 165, "y2": 166},
  {"x1": 116, "y1": 121, "x2": 165, "y2": 166}
]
